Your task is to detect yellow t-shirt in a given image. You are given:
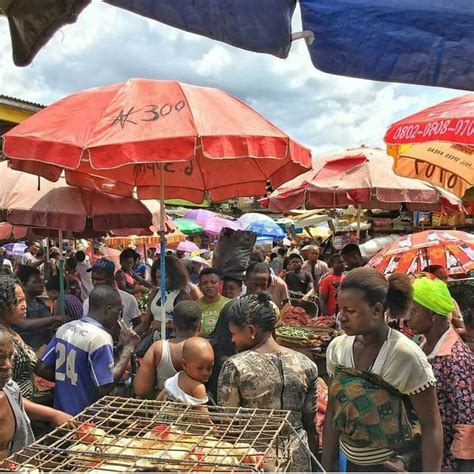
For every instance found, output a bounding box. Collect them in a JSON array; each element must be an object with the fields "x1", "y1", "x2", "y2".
[{"x1": 198, "y1": 296, "x2": 229, "y2": 337}]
